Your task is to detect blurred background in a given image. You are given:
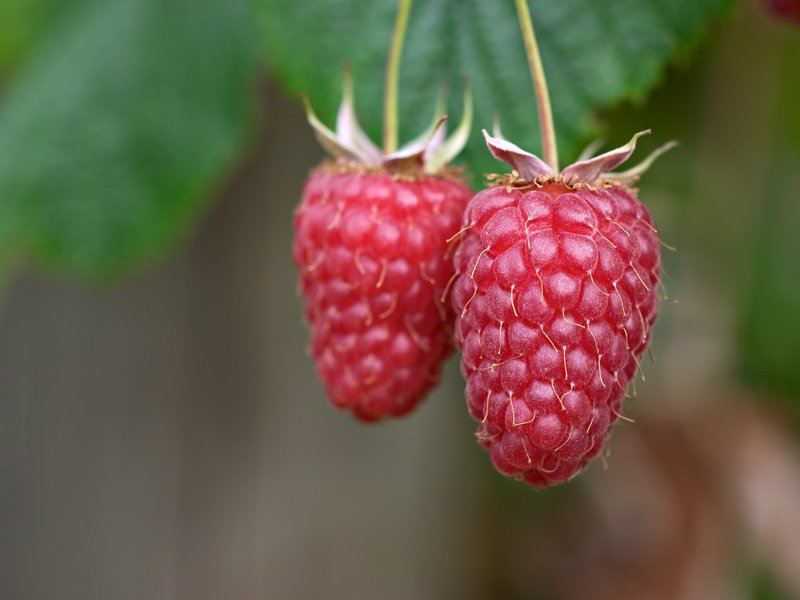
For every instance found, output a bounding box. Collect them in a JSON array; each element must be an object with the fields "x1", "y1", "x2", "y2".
[{"x1": 1, "y1": 0, "x2": 799, "y2": 599}]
